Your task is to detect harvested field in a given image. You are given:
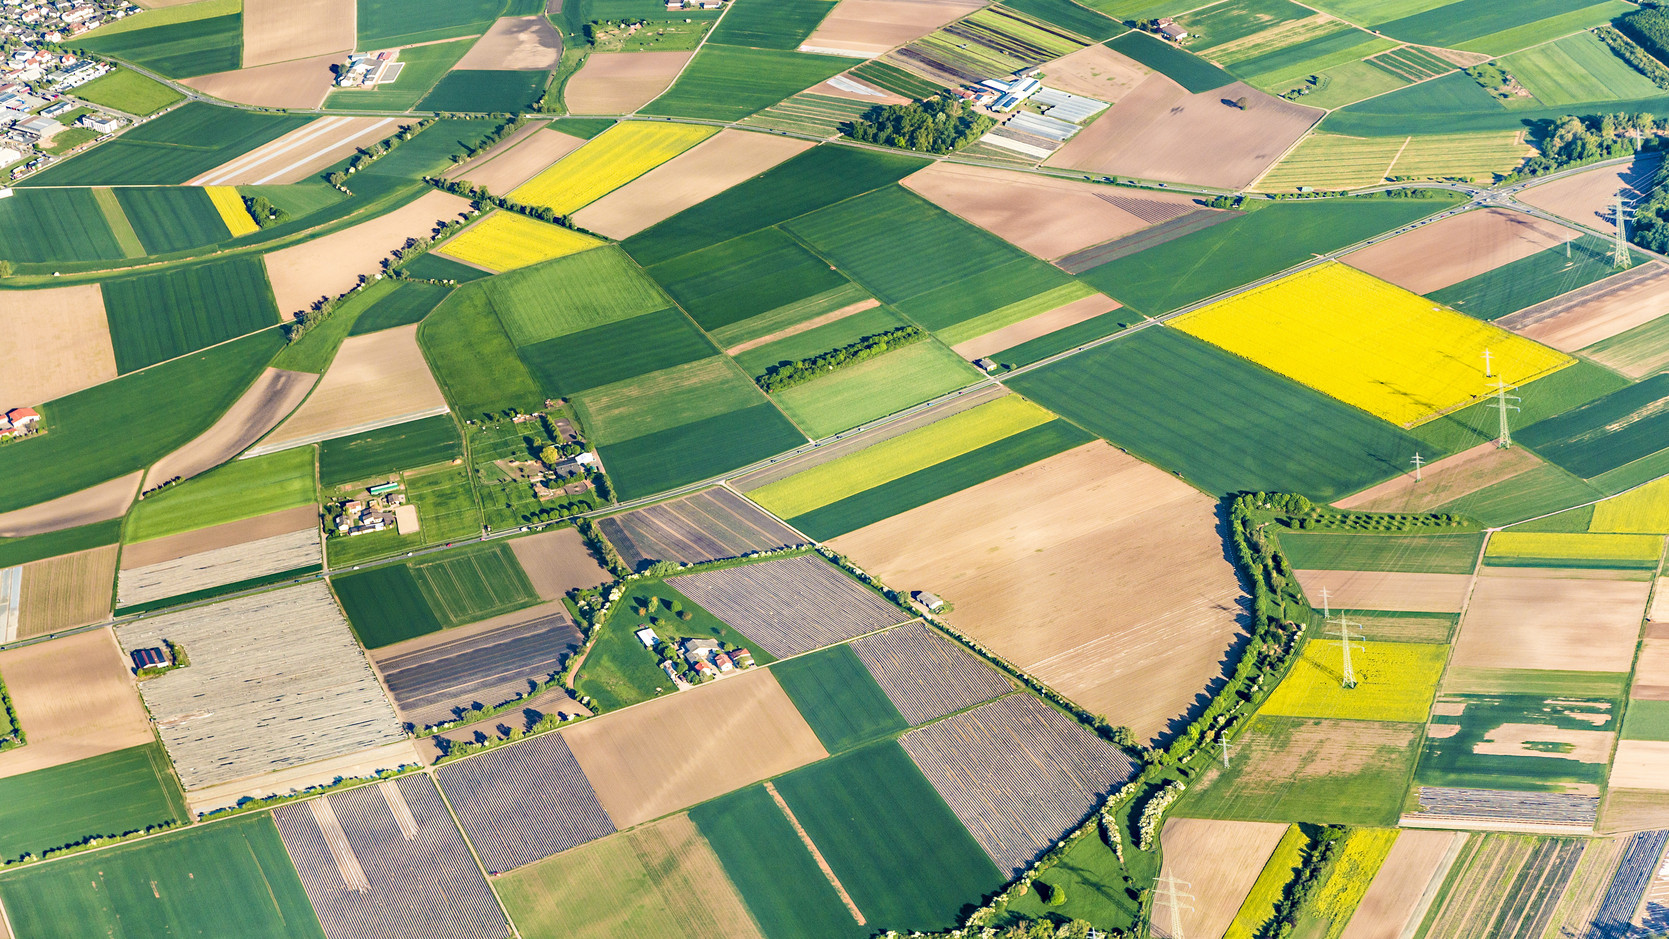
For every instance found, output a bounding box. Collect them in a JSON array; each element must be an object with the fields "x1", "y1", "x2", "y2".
[
  {"x1": 1047, "y1": 76, "x2": 1321, "y2": 189},
  {"x1": 273, "y1": 775, "x2": 507, "y2": 939},
  {"x1": 145, "y1": 368, "x2": 316, "y2": 487},
  {"x1": 1499, "y1": 261, "x2": 1669, "y2": 355},
  {"x1": 1341, "y1": 207, "x2": 1577, "y2": 296},
  {"x1": 452, "y1": 125, "x2": 585, "y2": 193},
  {"x1": 563, "y1": 50, "x2": 692, "y2": 115},
  {"x1": 799, "y1": 0, "x2": 983, "y2": 57},
  {"x1": 1339, "y1": 829, "x2": 1462, "y2": 939},
  {"x1": 572, "y1": 129, "x2": 812, "y2": 239},
  {"x1": 1336, "y1": 442, "x2": 1544, "y2": 513},
  {"x1": 1518, "y1": 152, "x2": 1660, "y2": 234},
  {"x1": 1152, "y1": 818, "x2": 1288, "y2": 939},
  {"x1": 256, "y1": 325, "x2": 449, "y2": 452},
  {"x1": 901, "y1": 161, "x2": 1205, "y2": 259},
  {"x1": 373, "y1": 606, "x2": 581, "y2": 728},
  {"x1": 899, "y1": 694, "x2": 1135, "y2": 876},
  {"x1": 16, "y1": 545, "x2": 117, "y2": 638},
  {"x1": 436, "y1": 731, "x2": 618, "y2": 872},
  {"x1": 242, "y1": 0, "x2": 353, "y2": 67},
  {"x1": 0, "y1": 471, "x2": 142, "y2": 538},
  {"x1": 1418, "y1": 833, "x2": 1587, "y2": 939},
  {"x1": 565, "y1": 667, "x2": 828, "y2": 828},
  {"x1": 116, "y1": 526, "x2": 319, "y2": 607},
  {"x1": 122, "y1": 504, "x2": 318, "y2": 569},
  {"x1": 189, "y1": 116, "x2": 406, "y2": 186},
  {"x1": 1403, "y1": 787, "x2": 1600, "y2": 831},
  {"x1": 1036, "y1": 41, "x2": 1151, "y2": 100},
  {"x1": 1295, "y1": 569, "x2": 1472, "y2": 613},
  {"x1": 264, "y1": 191, "x2": 470, "y2": 315},
  {"x1": 668, "y1": 555, "x2": 910, "y2": 658},
  {"x1": 185, "y1": 739, "x2": 423, "y2": 816},
  {"x1": 950, "y1": 291, "x2": 1119, "y2": 360},
  {"x1": 183, "y1": 53, "x2": 342, "y2": 109},
  {"x1": 597, "y1": 487, "x2": 802, "y2": 571},
  {"x1": 114, "y1": 582, "x2": 405, "y2": 789},
  {"x1": 455, "y1": 16, "x2": 560, "y2": 69},
  {"x1": 0, "y1": 284, "x2": 113, "y2": 408},
  {"x1": 1610, "y1": 739, "x2": 1669, "y2": 791},
  {"x1": 828, "y1": 442, "x2": 1245, "y2": 743},
  {"x1": 0, "y1": 628, "x2": 151, "y2": 778},
  {"x1": 1451, "y1": 573, "x2": 1649, "y2": 673},
  {"x1": 851, "y1": 622, "x2": 1012, "y2": 724},
  {"x1": 508, "y1": 527, "x2": 609, "y2": 598}
]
